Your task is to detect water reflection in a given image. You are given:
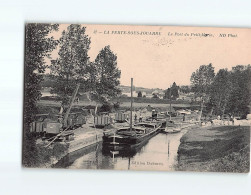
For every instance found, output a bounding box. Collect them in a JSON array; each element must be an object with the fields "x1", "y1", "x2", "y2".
[{"x1": 54, "y1": 130, "x2": 186, "y2": 171}]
